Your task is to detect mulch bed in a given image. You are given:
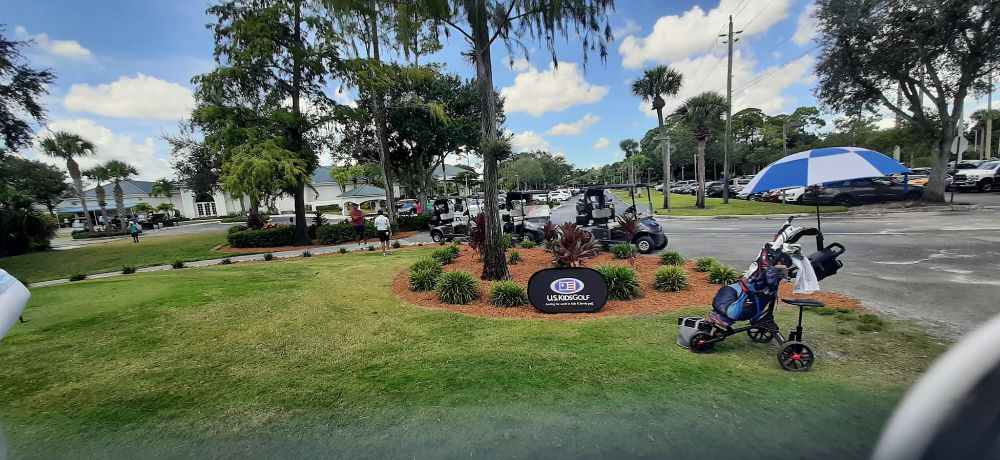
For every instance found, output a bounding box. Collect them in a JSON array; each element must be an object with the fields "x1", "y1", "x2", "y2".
[
  {"x1": 394, "y1": 245, "x2": 862, "y2": 320},
  {"x1": 216, "y1": 230, "x2": 420, "y2": 253}
]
